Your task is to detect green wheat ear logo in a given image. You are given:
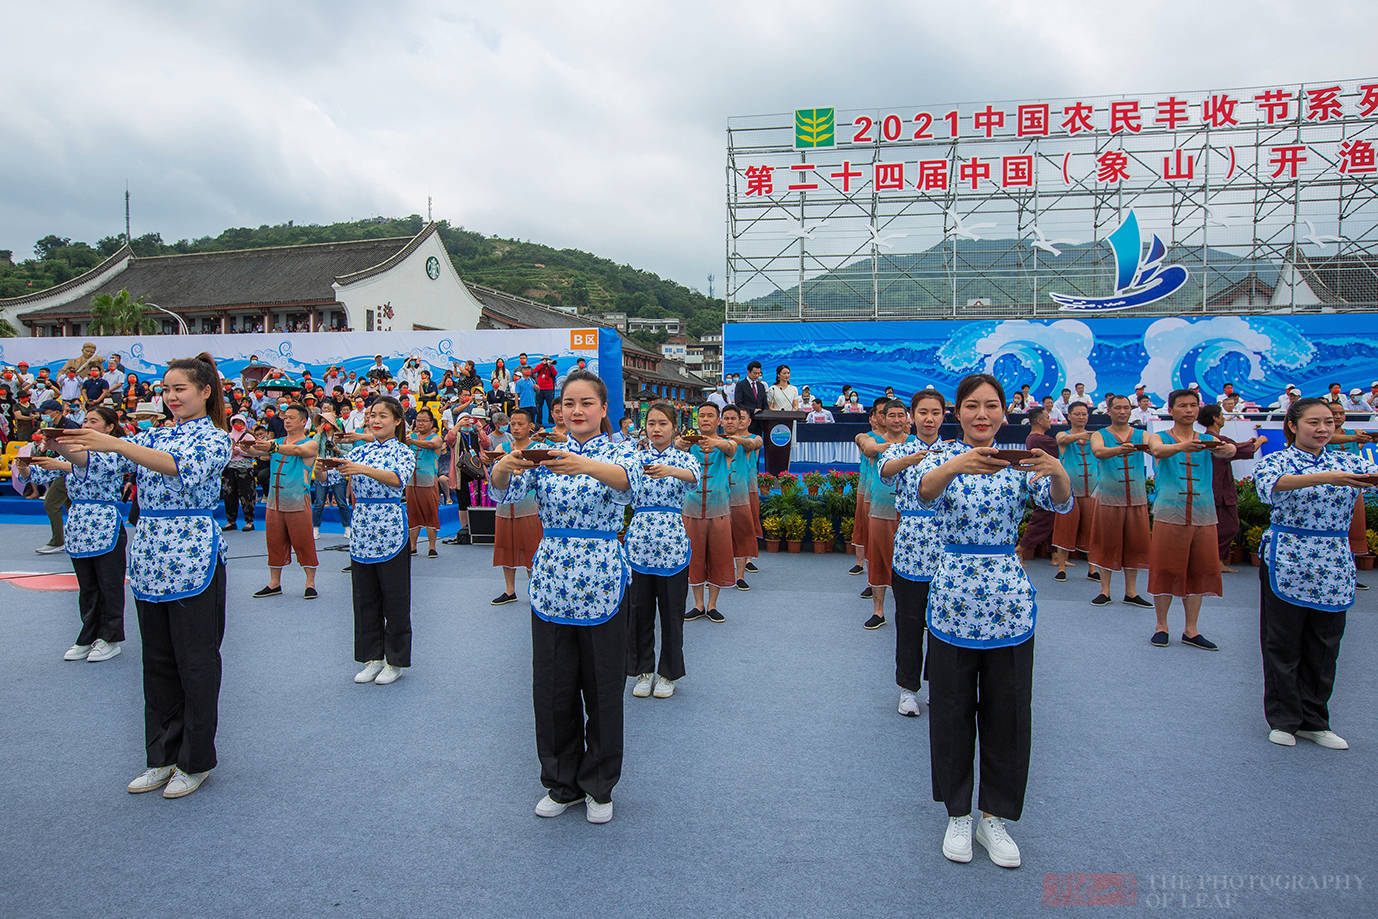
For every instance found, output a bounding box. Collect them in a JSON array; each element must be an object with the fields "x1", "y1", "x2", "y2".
[{"x1": 795, "y1": 108, "x2": 835, "y2": 149}]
